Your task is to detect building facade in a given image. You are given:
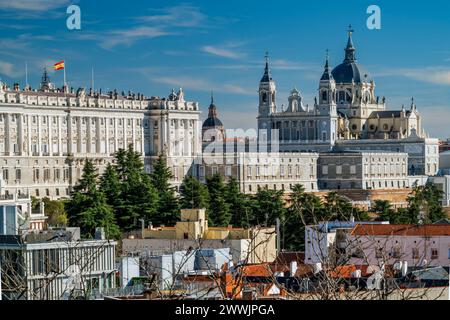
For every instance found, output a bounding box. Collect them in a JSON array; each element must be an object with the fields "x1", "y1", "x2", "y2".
[
  {"x1": 257, "y1": 27, "x2": 439, "y2": 176},
  {"x1": 318, "y1": 151, "x2": 409, "y2": 190},
  {"x1": 0, "y1": 228, "x2": 117, "y2": 300},
  {"x1": 0, "y1": 74, "x2": 202, "y2": 198}
]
